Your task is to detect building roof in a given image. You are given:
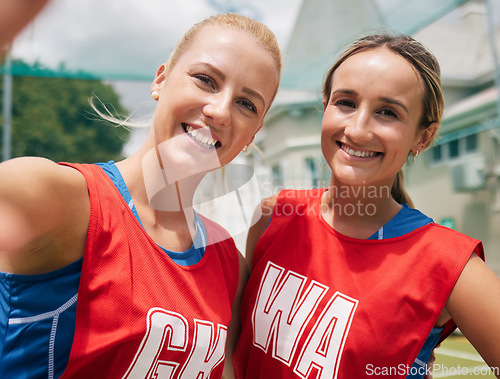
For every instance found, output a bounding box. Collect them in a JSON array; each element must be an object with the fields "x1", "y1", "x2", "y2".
[
  {"x1": 279, "y1": 0, "x2": 471, "y2": 92},
  {"x1": 413, "y1": 0, "x2": 498, "y2": 86},
  {"x1": 437, "y1": 86, "x2": 499, "y2": 144}
]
